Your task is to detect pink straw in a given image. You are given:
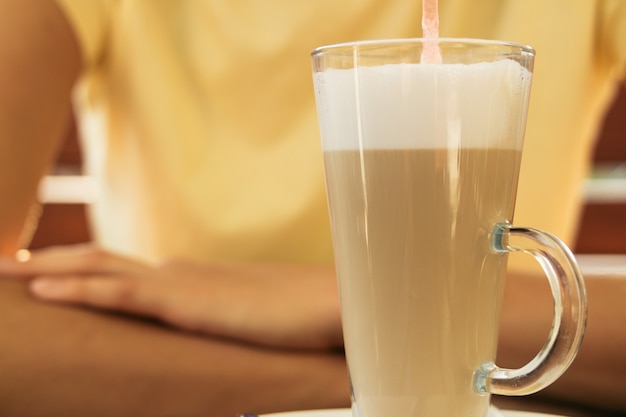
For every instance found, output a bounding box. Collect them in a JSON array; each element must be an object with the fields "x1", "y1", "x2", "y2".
[{"x1": 421, "y1": 0, "x2": 442, "y2": 63}]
